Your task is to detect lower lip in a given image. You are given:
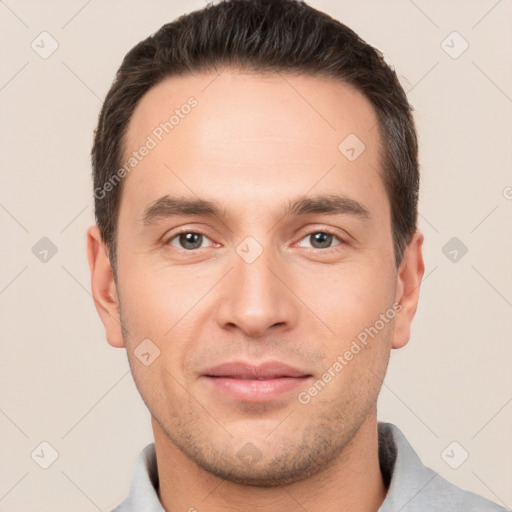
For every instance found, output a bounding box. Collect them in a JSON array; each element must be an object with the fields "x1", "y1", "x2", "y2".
[{"x1": 203, "y1": 376, "x2": 311, "y2": 402}]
